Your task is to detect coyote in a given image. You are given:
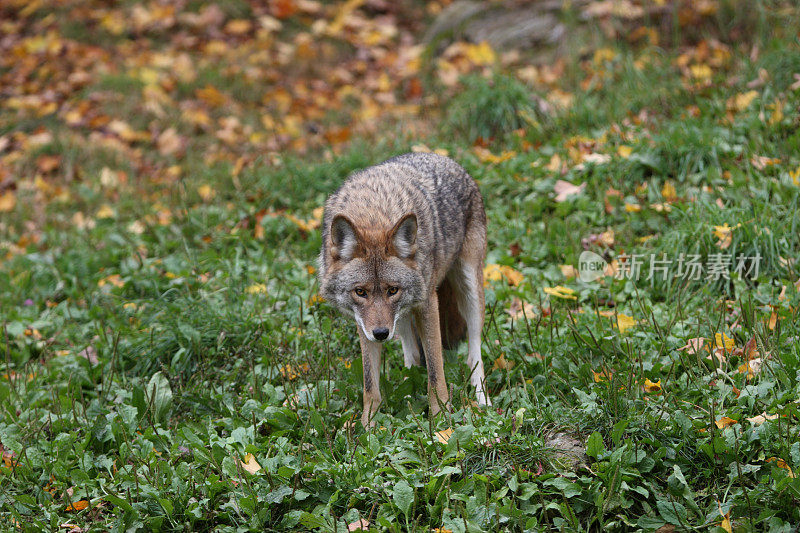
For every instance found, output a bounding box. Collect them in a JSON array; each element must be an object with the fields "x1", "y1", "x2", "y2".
[{"x1": 318, "y1": 152, "x2": 491, "y2": 427}]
